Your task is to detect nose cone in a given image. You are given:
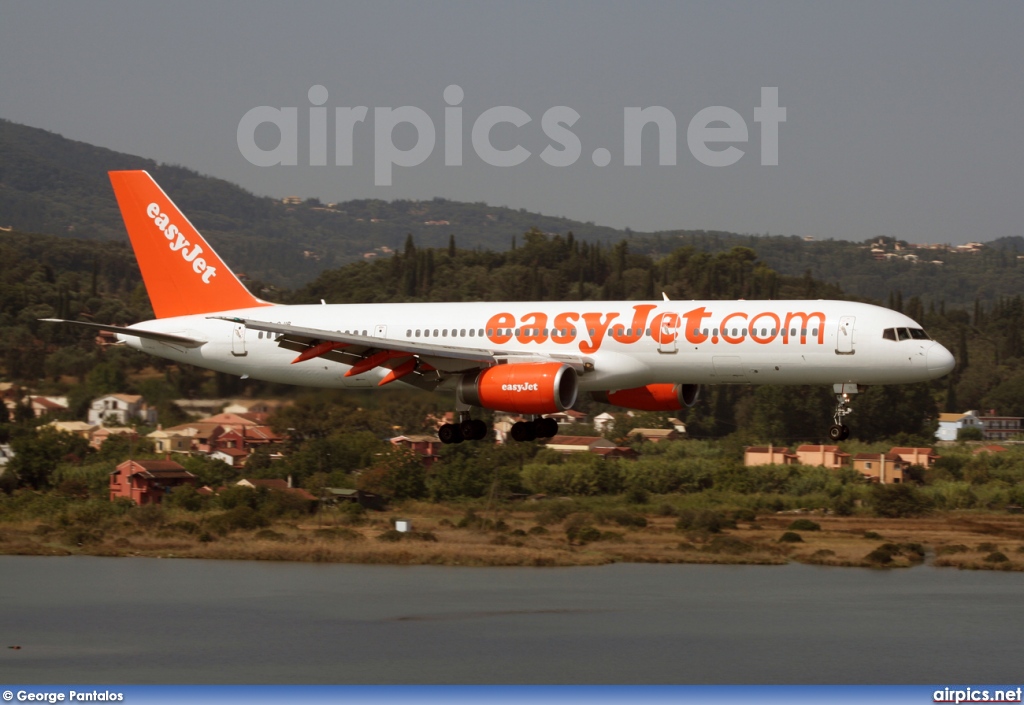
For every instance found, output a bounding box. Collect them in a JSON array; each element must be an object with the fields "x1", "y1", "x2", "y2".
[{"x1": 928, "y1": 343, "x2": 956, "y2": 377}]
